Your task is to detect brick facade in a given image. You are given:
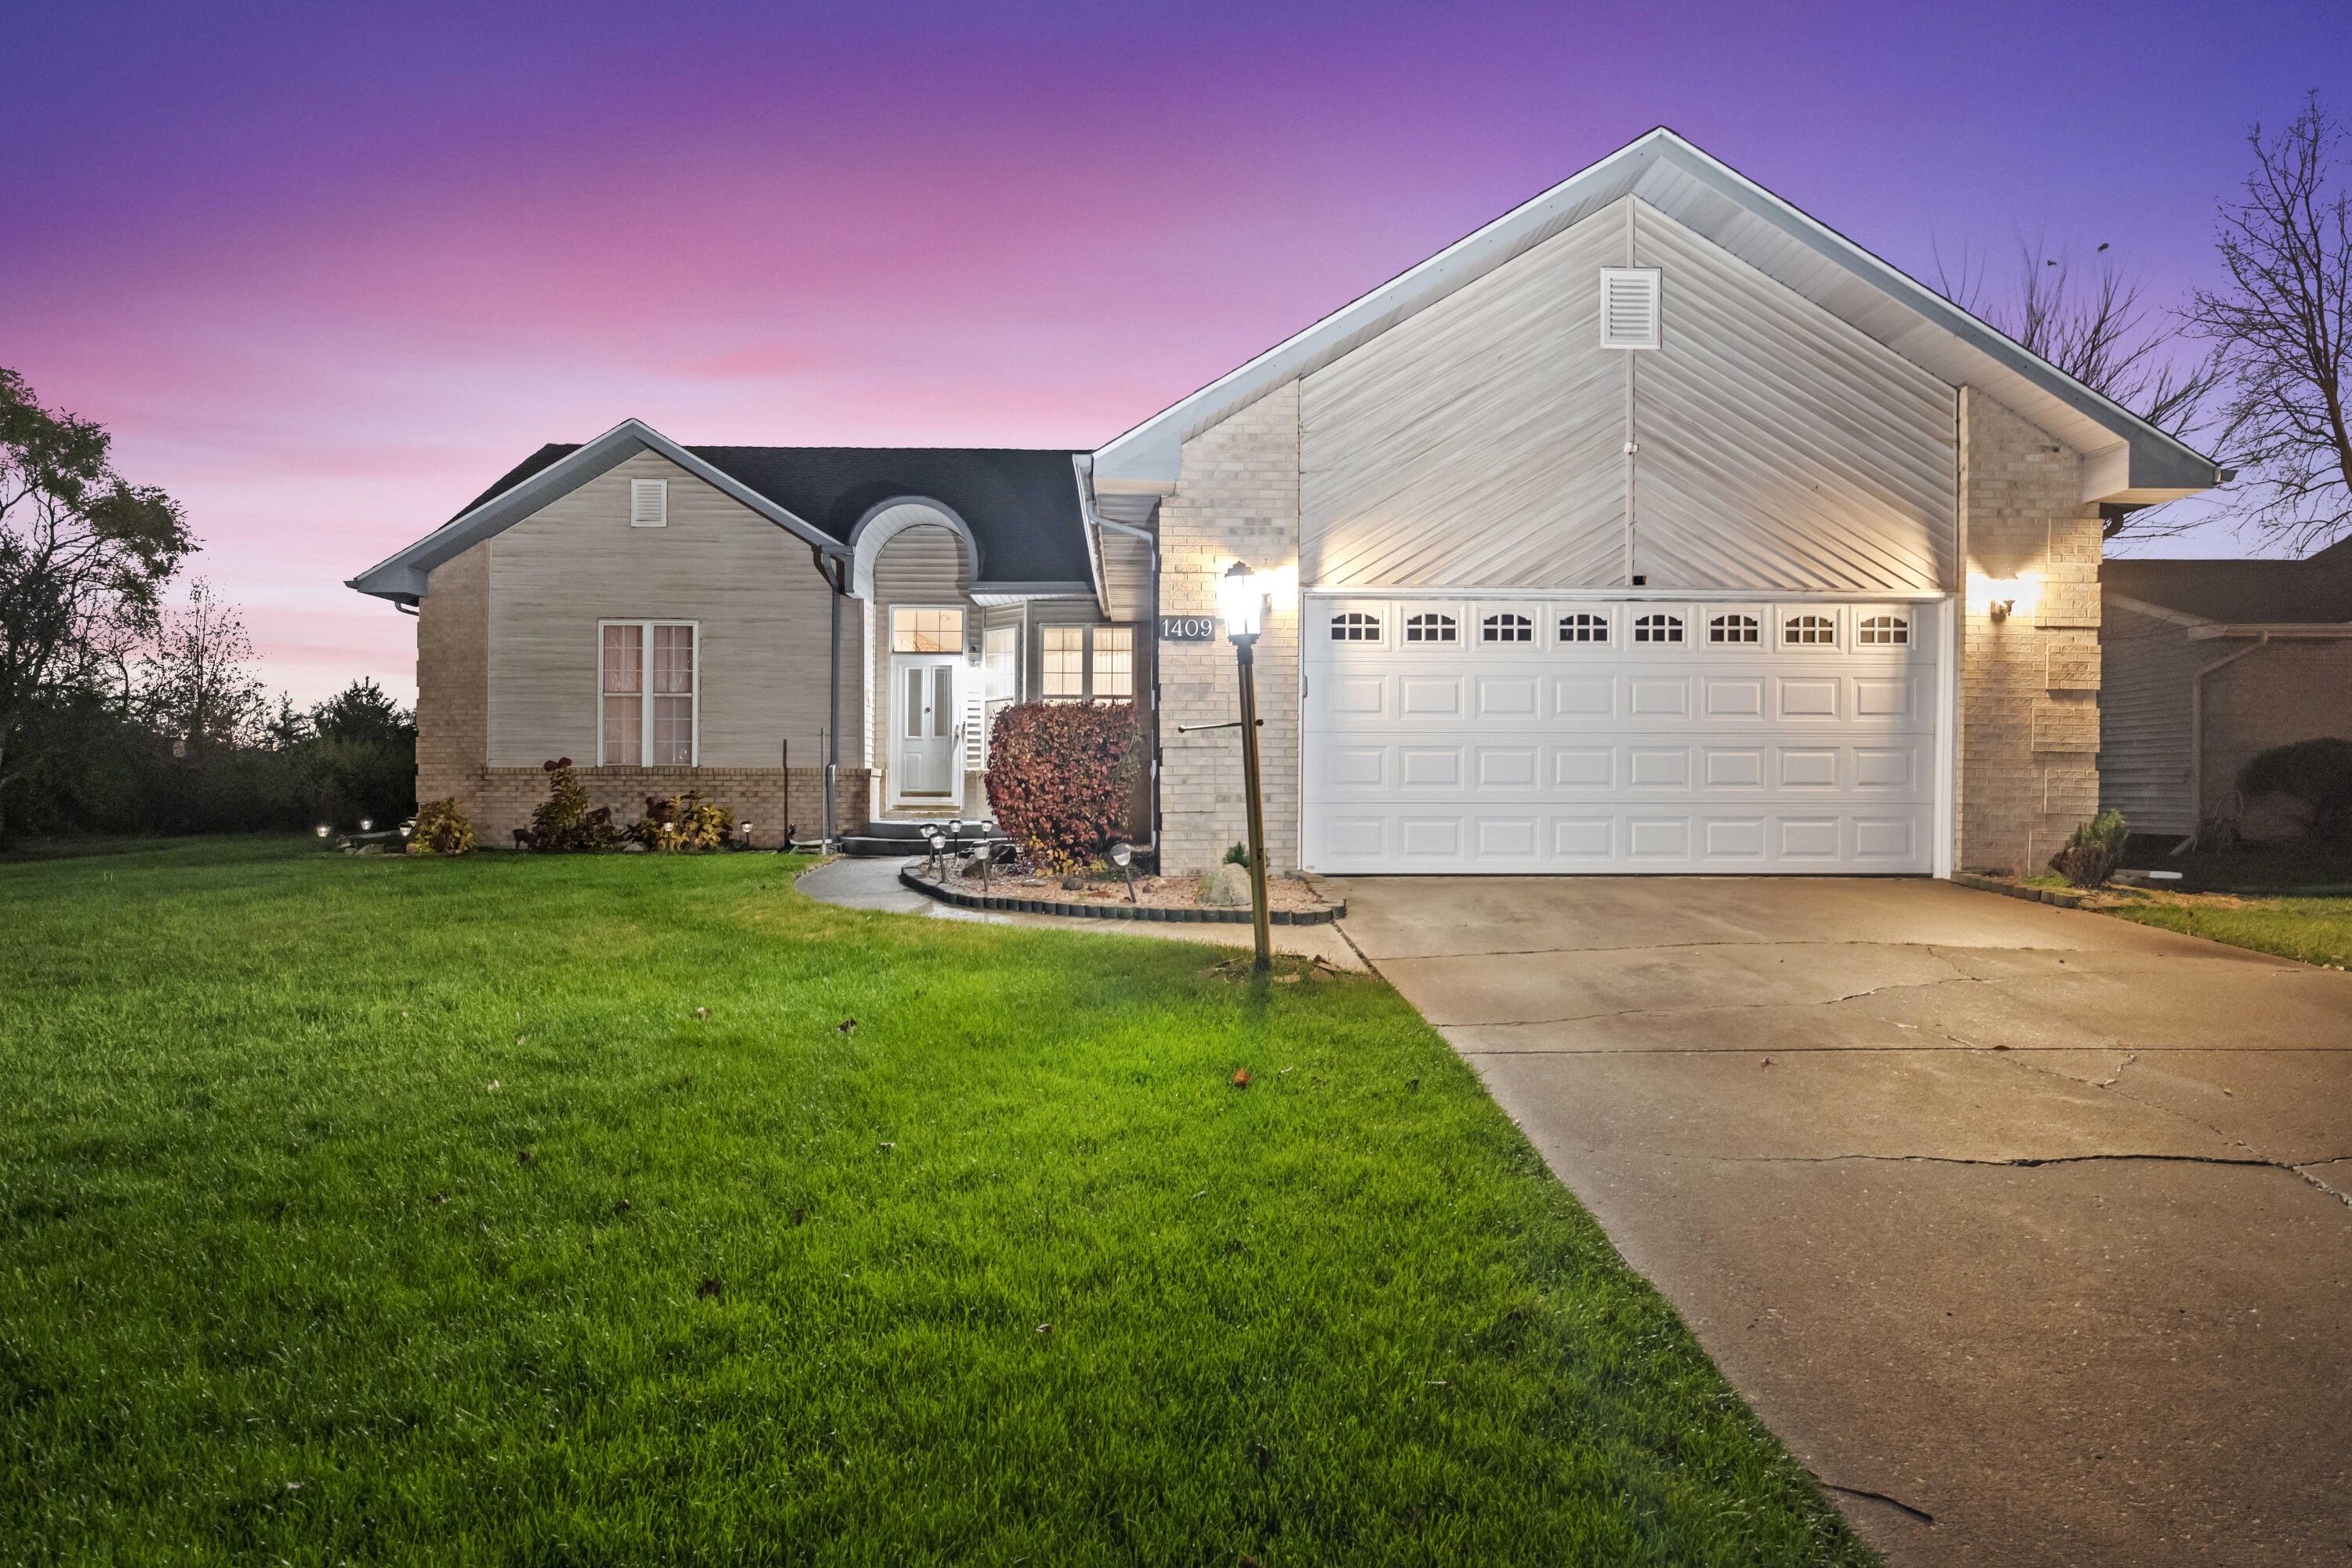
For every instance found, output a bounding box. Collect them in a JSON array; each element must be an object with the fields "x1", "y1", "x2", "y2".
[
  {"x1": 1155, "y1": 383, "x2": 1303, "y2": 873},
  {"x1": 1957, "y1": 389, "x2": 2105, "y2": 874}
]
